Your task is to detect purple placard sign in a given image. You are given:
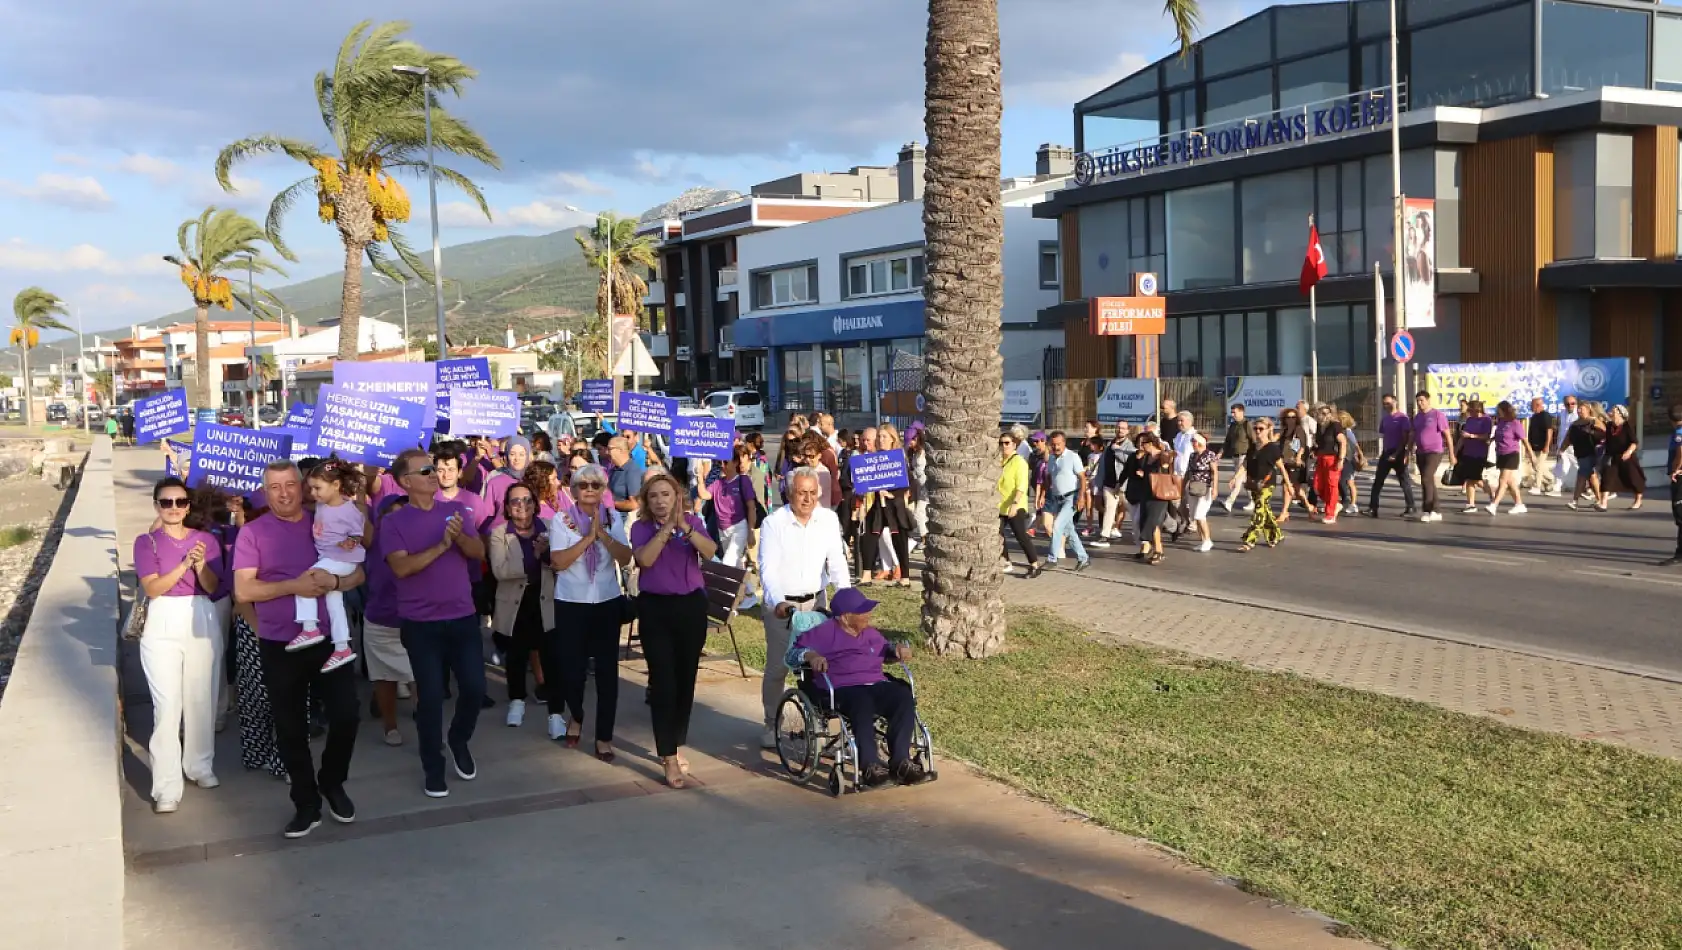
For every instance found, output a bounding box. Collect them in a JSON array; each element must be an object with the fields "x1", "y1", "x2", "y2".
[{"x1": 670, "y1": 416, "x2": 736, "y2": 460}]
